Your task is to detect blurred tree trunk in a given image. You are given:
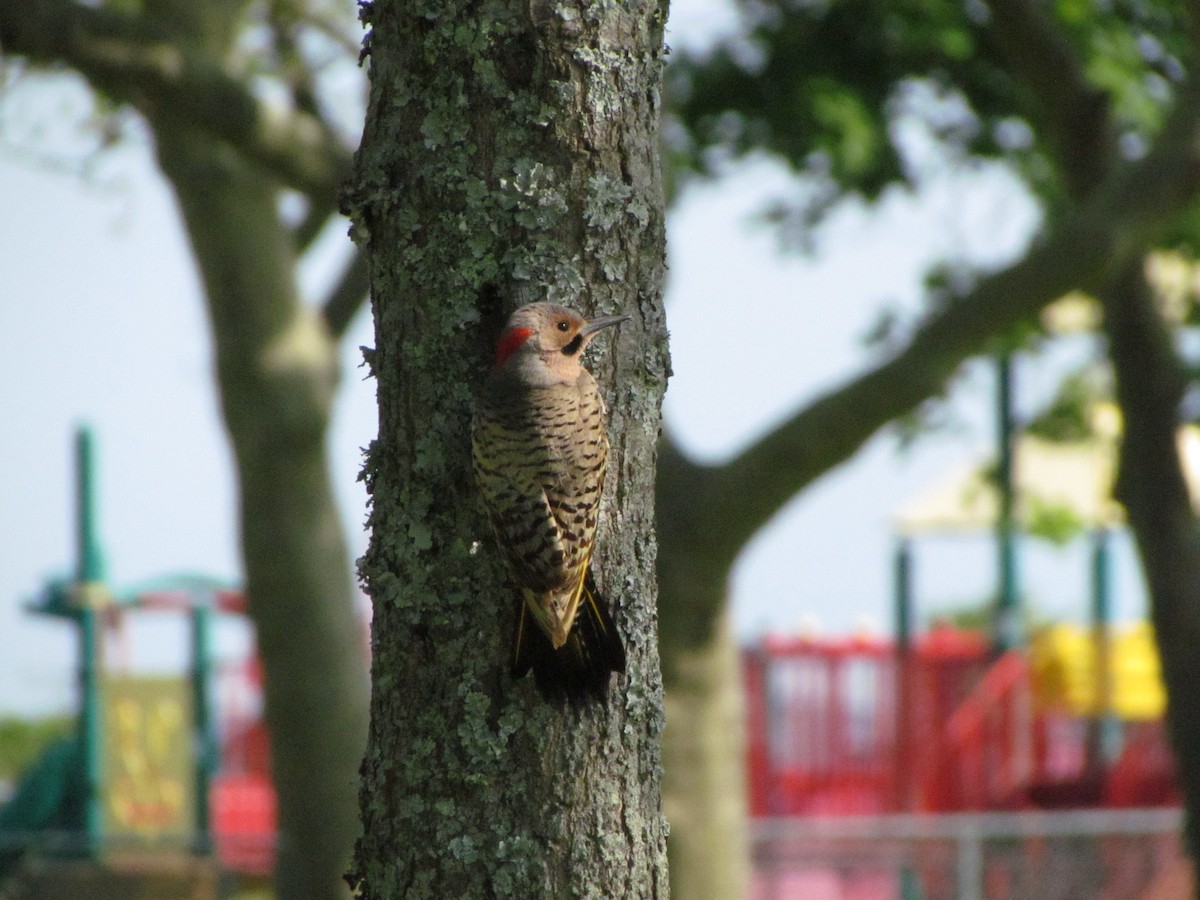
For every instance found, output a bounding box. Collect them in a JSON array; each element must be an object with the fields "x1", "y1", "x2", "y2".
[
  {"x1": 137, "y1": 7, "x2": 369, "y2": 897},
  {"x1": 0, "y1": 3, "x2": 369, "y2": 897},
  {"x1": 1104, "y1": 261, "x2": 1200, "y2": 865},
  {"x1": 661, "y1": 613, "x2": 749, "y2": 900},
  {"x1": 346, "y1": 0, "x2": 671, "y2": 895},
  {"x1": 153, "y1": 122, "x2": 366, "y2": 899}
]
